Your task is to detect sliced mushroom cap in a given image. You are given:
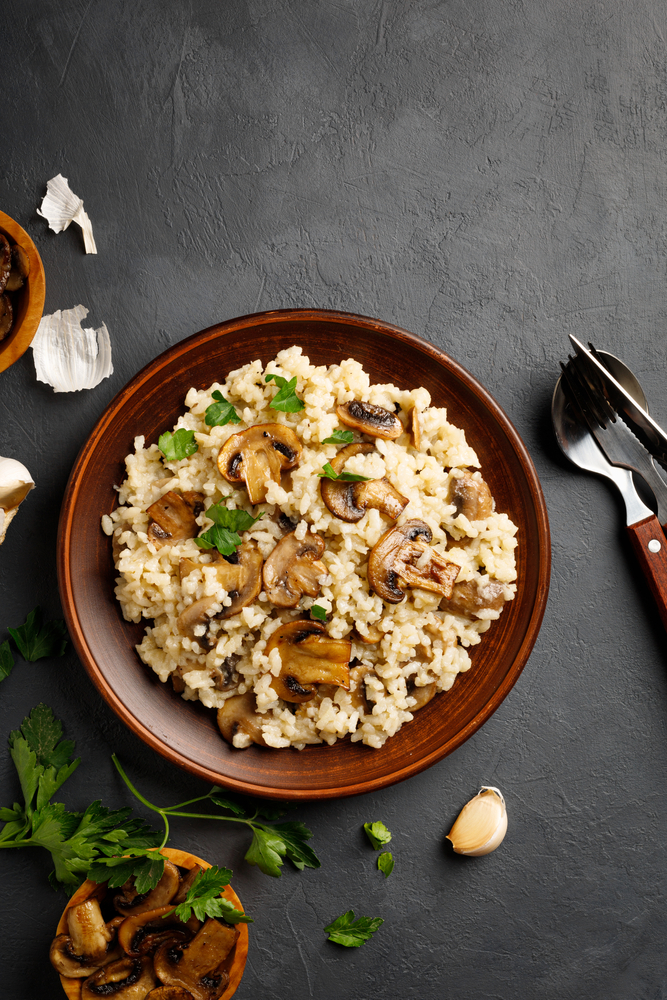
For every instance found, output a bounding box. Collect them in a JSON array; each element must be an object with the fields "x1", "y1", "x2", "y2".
[
  {"x1": 172, "y1": 865, "x2": 203, "y2": 905},
  {"x1": 49, "y1": 898, "x2": 121, "y2": 978},
  {"x1": 153, "y1": 918, "x2": 238, "y2": 1000},
  {"x1": 117, "y1": 905, "x2": 193, "y2": 957},
  {"x1": 217, "y1": 691, "x2": 268, "y2": 747},
  {"x1": 367, "y1": 519, "x2": 460, "y2": 604},
  {"x1": 336, "y1": 401, "x2": 403, "y2": 439},
  {"x1": 351, "y1": 623, "x2": 383, "y2": 644},
  {"x1": 406, "y1": 675, "x2": 438, "y2": 710},
  {"x1": 0, "y1": 235, "x2": 10, "y2": 294},
  {"x1": 147, "y1": 491, "x2": 205, "y2": 547},
  {"x1": 265, "y1": 620, "x2": 351, "y2": 703},
  {"x1": 81, "y1": 955, "x2": 157, "y2": 1000},
  {"x1": 347, "y1": 663, "x2": 378, "y2": 715},
  {"x1": 321, "y1": 443, "x2": 408, "y2": 523},
  {"x1": 5, "y1": 244, "x2": 30, "y2": 292},
  {"x1": 114, "y1": 860, "x2": 181, "y2": 916},
  {"x1": 441, "y1": 579, "x2": 506, "y2": 618},
  {"x1": 177, "y1": 542, "x2": 263, "y2": 646},
  {"x1": 217, "y1": 423, "x2": 302, "y2": 504},
  {"x1": 0, "y1": 294, "x2": 13, "y2": 342},
  {"x1": 262, "y1": 530, "x2": 327, "y2": 607},
  {"x1": 447, "y1": 473, "x2": 493, "y2": 521}
]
